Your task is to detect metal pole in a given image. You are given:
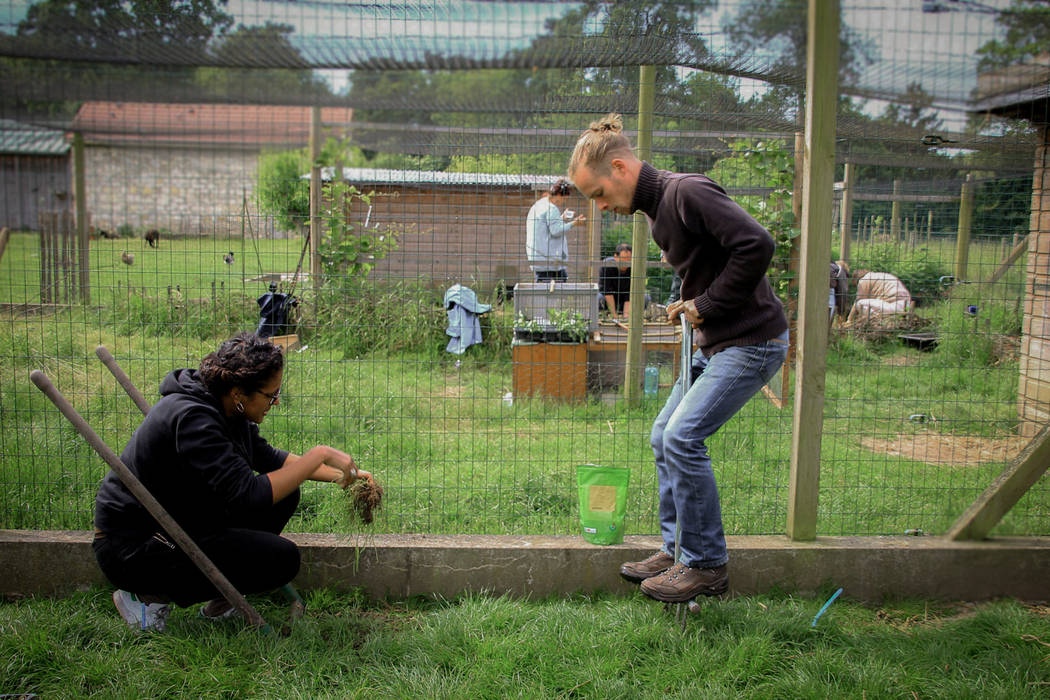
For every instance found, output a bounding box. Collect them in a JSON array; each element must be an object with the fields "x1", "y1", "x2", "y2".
[
  {"x1": 29, "y1": 369, "x2": 270, "y2": 631},
  {"x1": 673, "y1": 315, "x2": 702, "y2": 627}
]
